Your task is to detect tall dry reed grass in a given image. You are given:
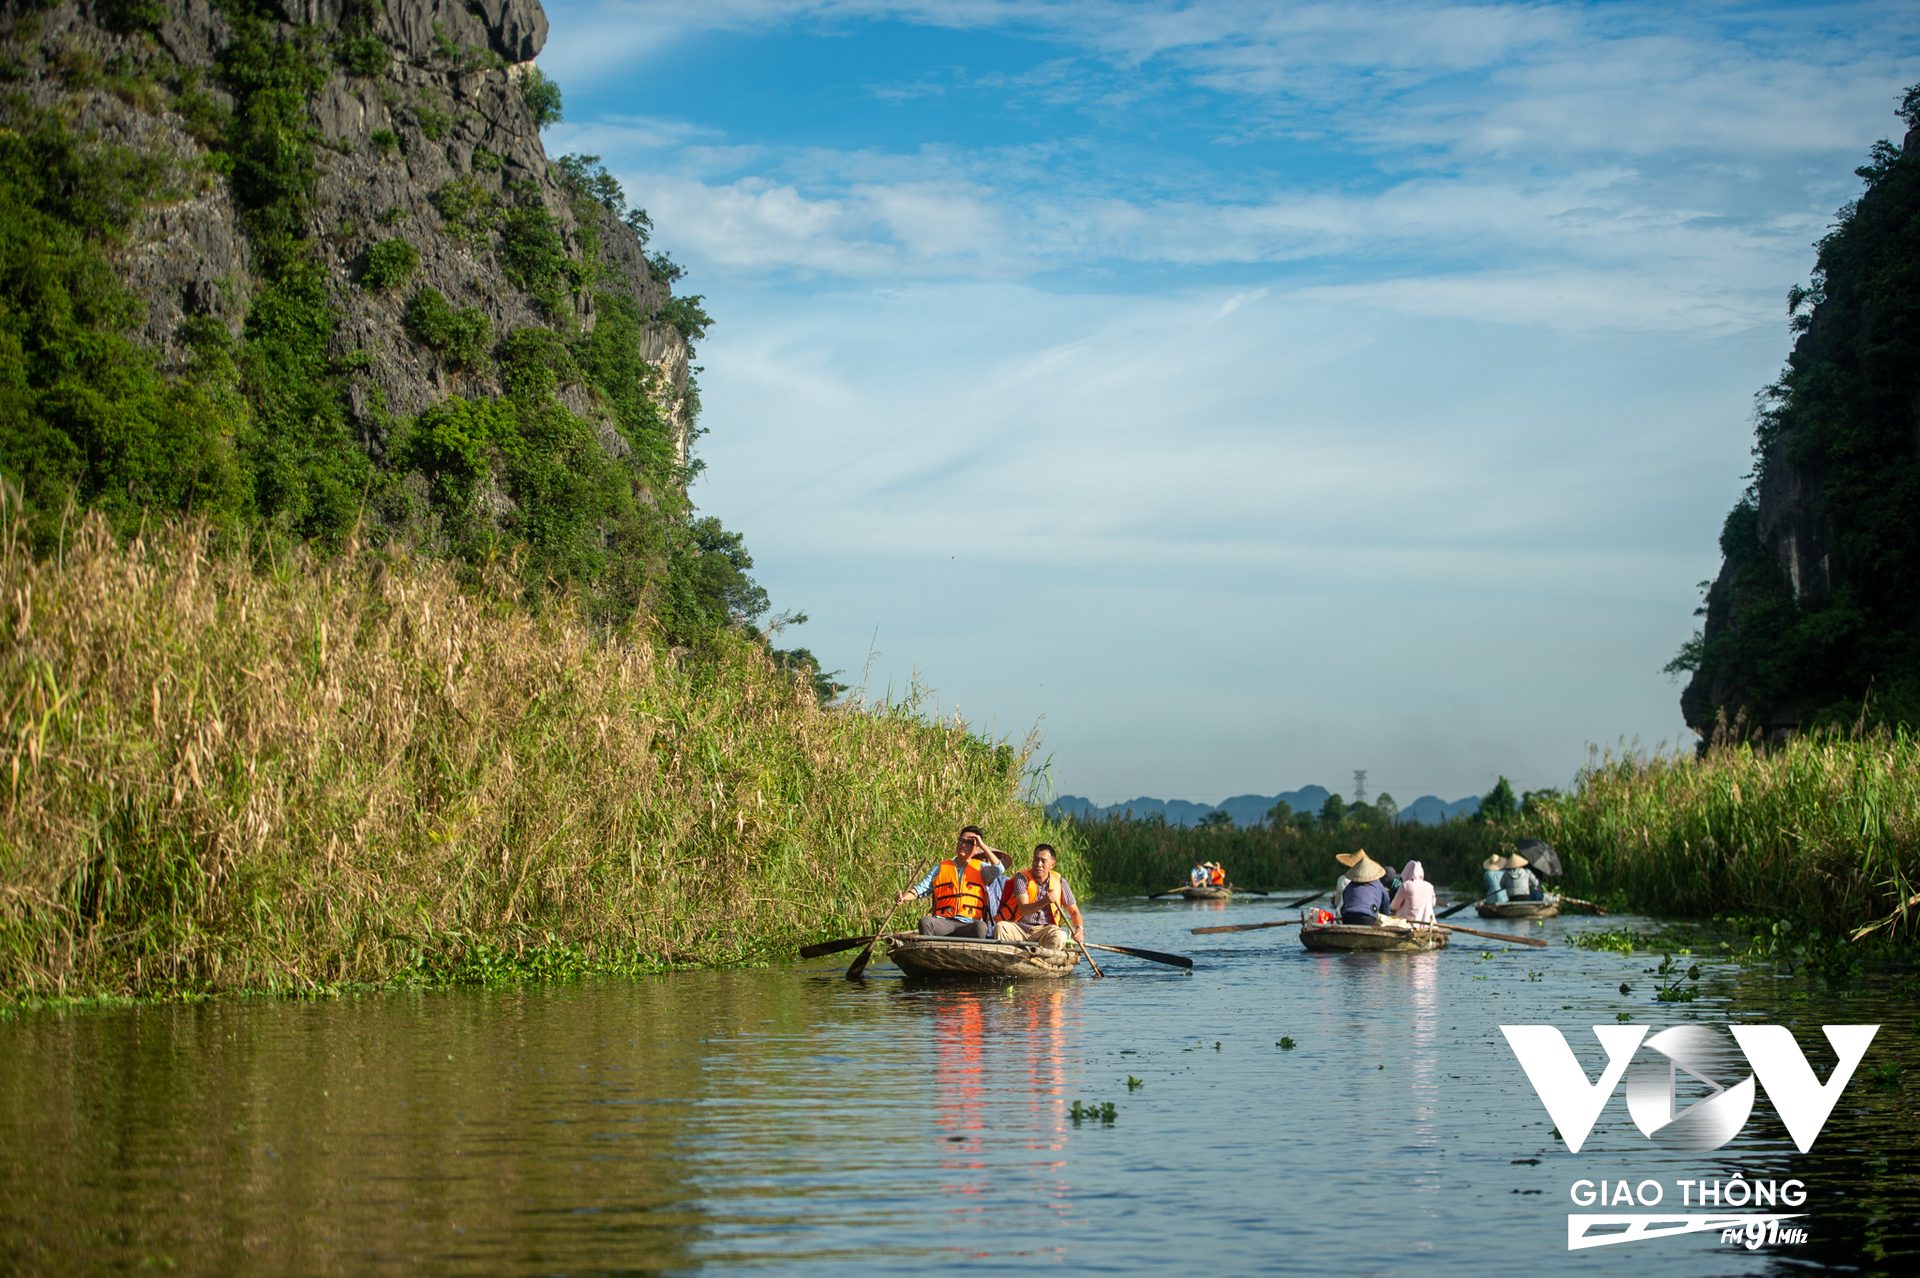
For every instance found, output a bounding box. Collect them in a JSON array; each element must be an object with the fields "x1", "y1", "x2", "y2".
[
  {"x1": 0, "y1": 494, "x2": 1076, "y2": 1002},
  {"x1": 1532, "y1": 736, "x2": 1920, "y2": 938}
]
